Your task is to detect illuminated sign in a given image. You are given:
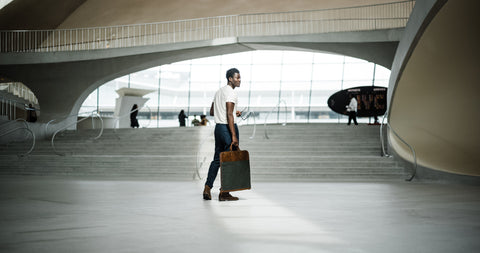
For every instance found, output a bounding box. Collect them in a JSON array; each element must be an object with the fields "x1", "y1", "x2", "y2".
[{"x1": 327, "y1": 86, "x2": 387, "y2": 117}]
